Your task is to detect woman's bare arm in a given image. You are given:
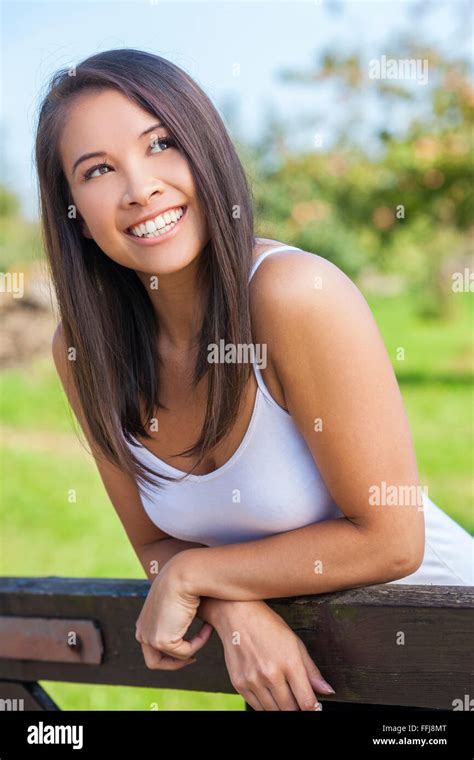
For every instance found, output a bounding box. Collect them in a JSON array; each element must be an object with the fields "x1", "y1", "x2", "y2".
[
  {"x1": 173, "y1": 515, "x2": 419, "y2": 601},
  {"x1": 137, "y1": 537, "x2": 228, "y2": 625},
  {"x1": 170, "y1": 252, "x2": 425, "y2": 600},
  {"x1": 51, "y1": 323, "x2": 261, "y2": 626}
]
